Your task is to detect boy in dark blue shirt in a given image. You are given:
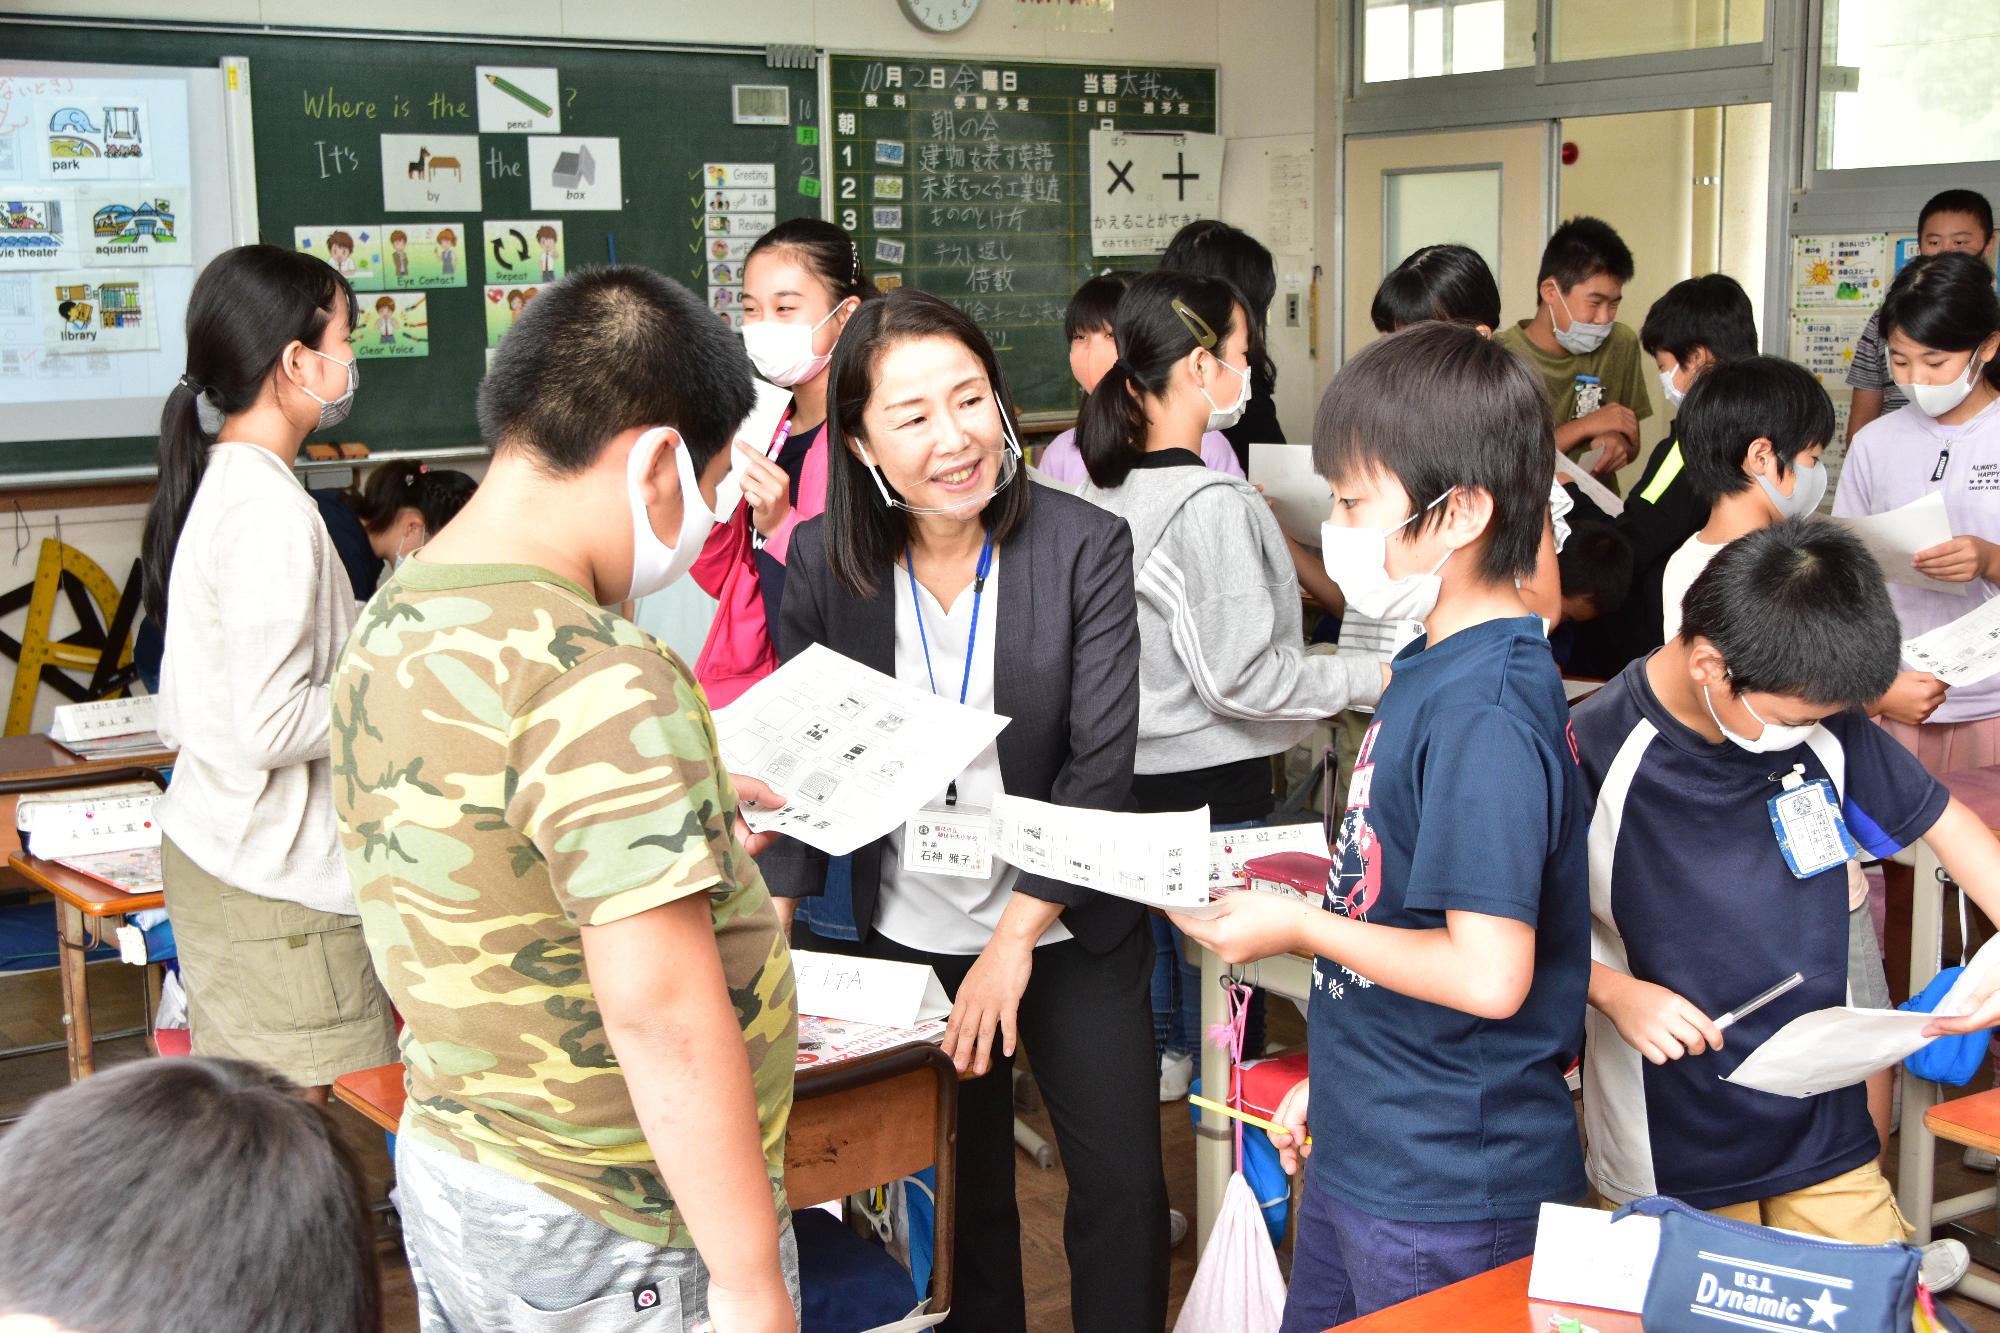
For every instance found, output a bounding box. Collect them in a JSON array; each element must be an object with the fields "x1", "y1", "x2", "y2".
[
  {"x1": 1574, "y1": 520, "x2": 2000, "y2": 1244},
  {"x1": 1174, "y1": 322, "x2": 1592, "y2": 1325}
]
